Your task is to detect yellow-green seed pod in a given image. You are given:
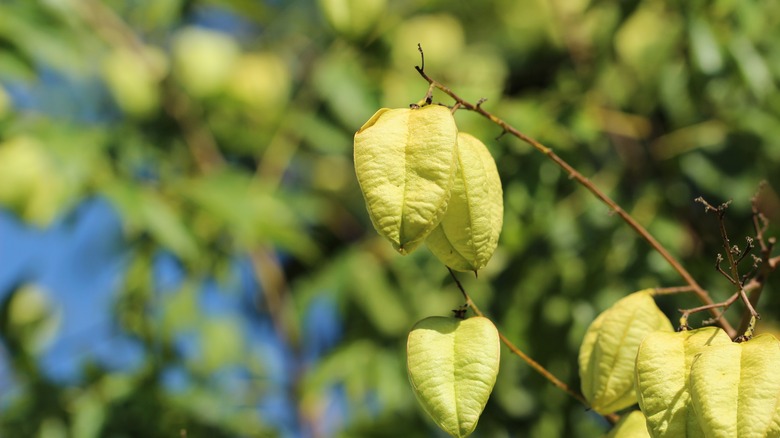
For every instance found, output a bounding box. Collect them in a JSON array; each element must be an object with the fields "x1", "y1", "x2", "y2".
[
  {"x1": 635, "y1": 326, "x2": 732, "y2": 438},
  {"x1": 407, "y1": 316, "x2": 500, "y2": 437},
  {"x1": 354, "y1": 105, "x2": 458, "y2": 254},
  {"x1": 425, "y1": 132, "x2": 503, "y2": 272},
  {"x1": 578, "y1": 290, "x2": 673, "y2": 415},
  {"x1": 606, "y1": 410, "x2": 652, "y2": 438},
  {"x1": 689, "y1": 333, "x2": 780, "y2": 438}
]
